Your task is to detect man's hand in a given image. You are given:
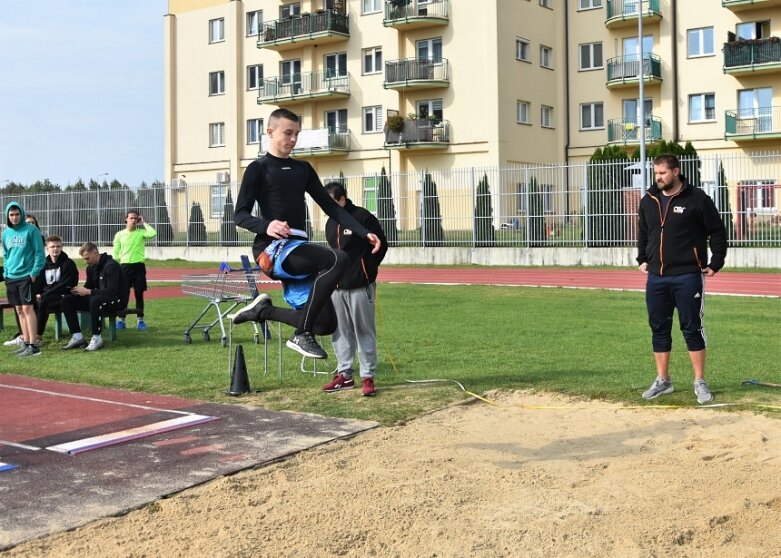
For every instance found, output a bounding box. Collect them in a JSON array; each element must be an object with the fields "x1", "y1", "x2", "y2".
[
  {"x1": 702, "y1": 267, "x2": 716, "y2": 277},
  {"x1": 267, "y1": 220, "x2": 291, "y2": 239},
  {"x1": 638, "y1": 262, "x2": 648, "y2": 274},
  {"x1": 71, "y1": 286, "x2": 91, "y2": 297},
  {"x1": 367, "y1": 233, "x2": 381, "y2": 254}
]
